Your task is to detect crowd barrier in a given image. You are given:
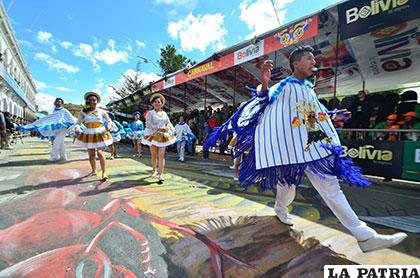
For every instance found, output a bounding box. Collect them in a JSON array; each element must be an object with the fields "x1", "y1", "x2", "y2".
[{"x1": 339, "y1": 129, "x2": 420, "y2": 182}]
